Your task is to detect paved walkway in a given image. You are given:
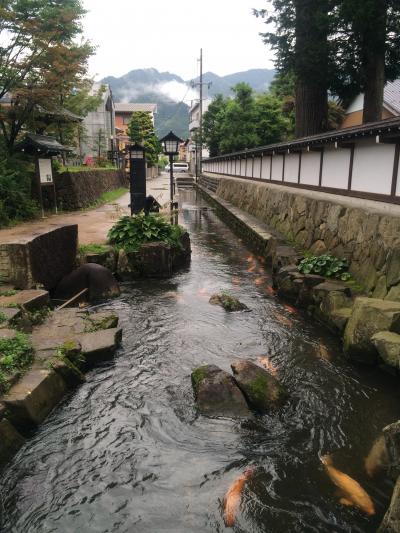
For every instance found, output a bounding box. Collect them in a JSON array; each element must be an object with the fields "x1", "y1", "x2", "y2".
[{"x1": 0, "y1": 173, "x2": 173, "y2": 245}]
